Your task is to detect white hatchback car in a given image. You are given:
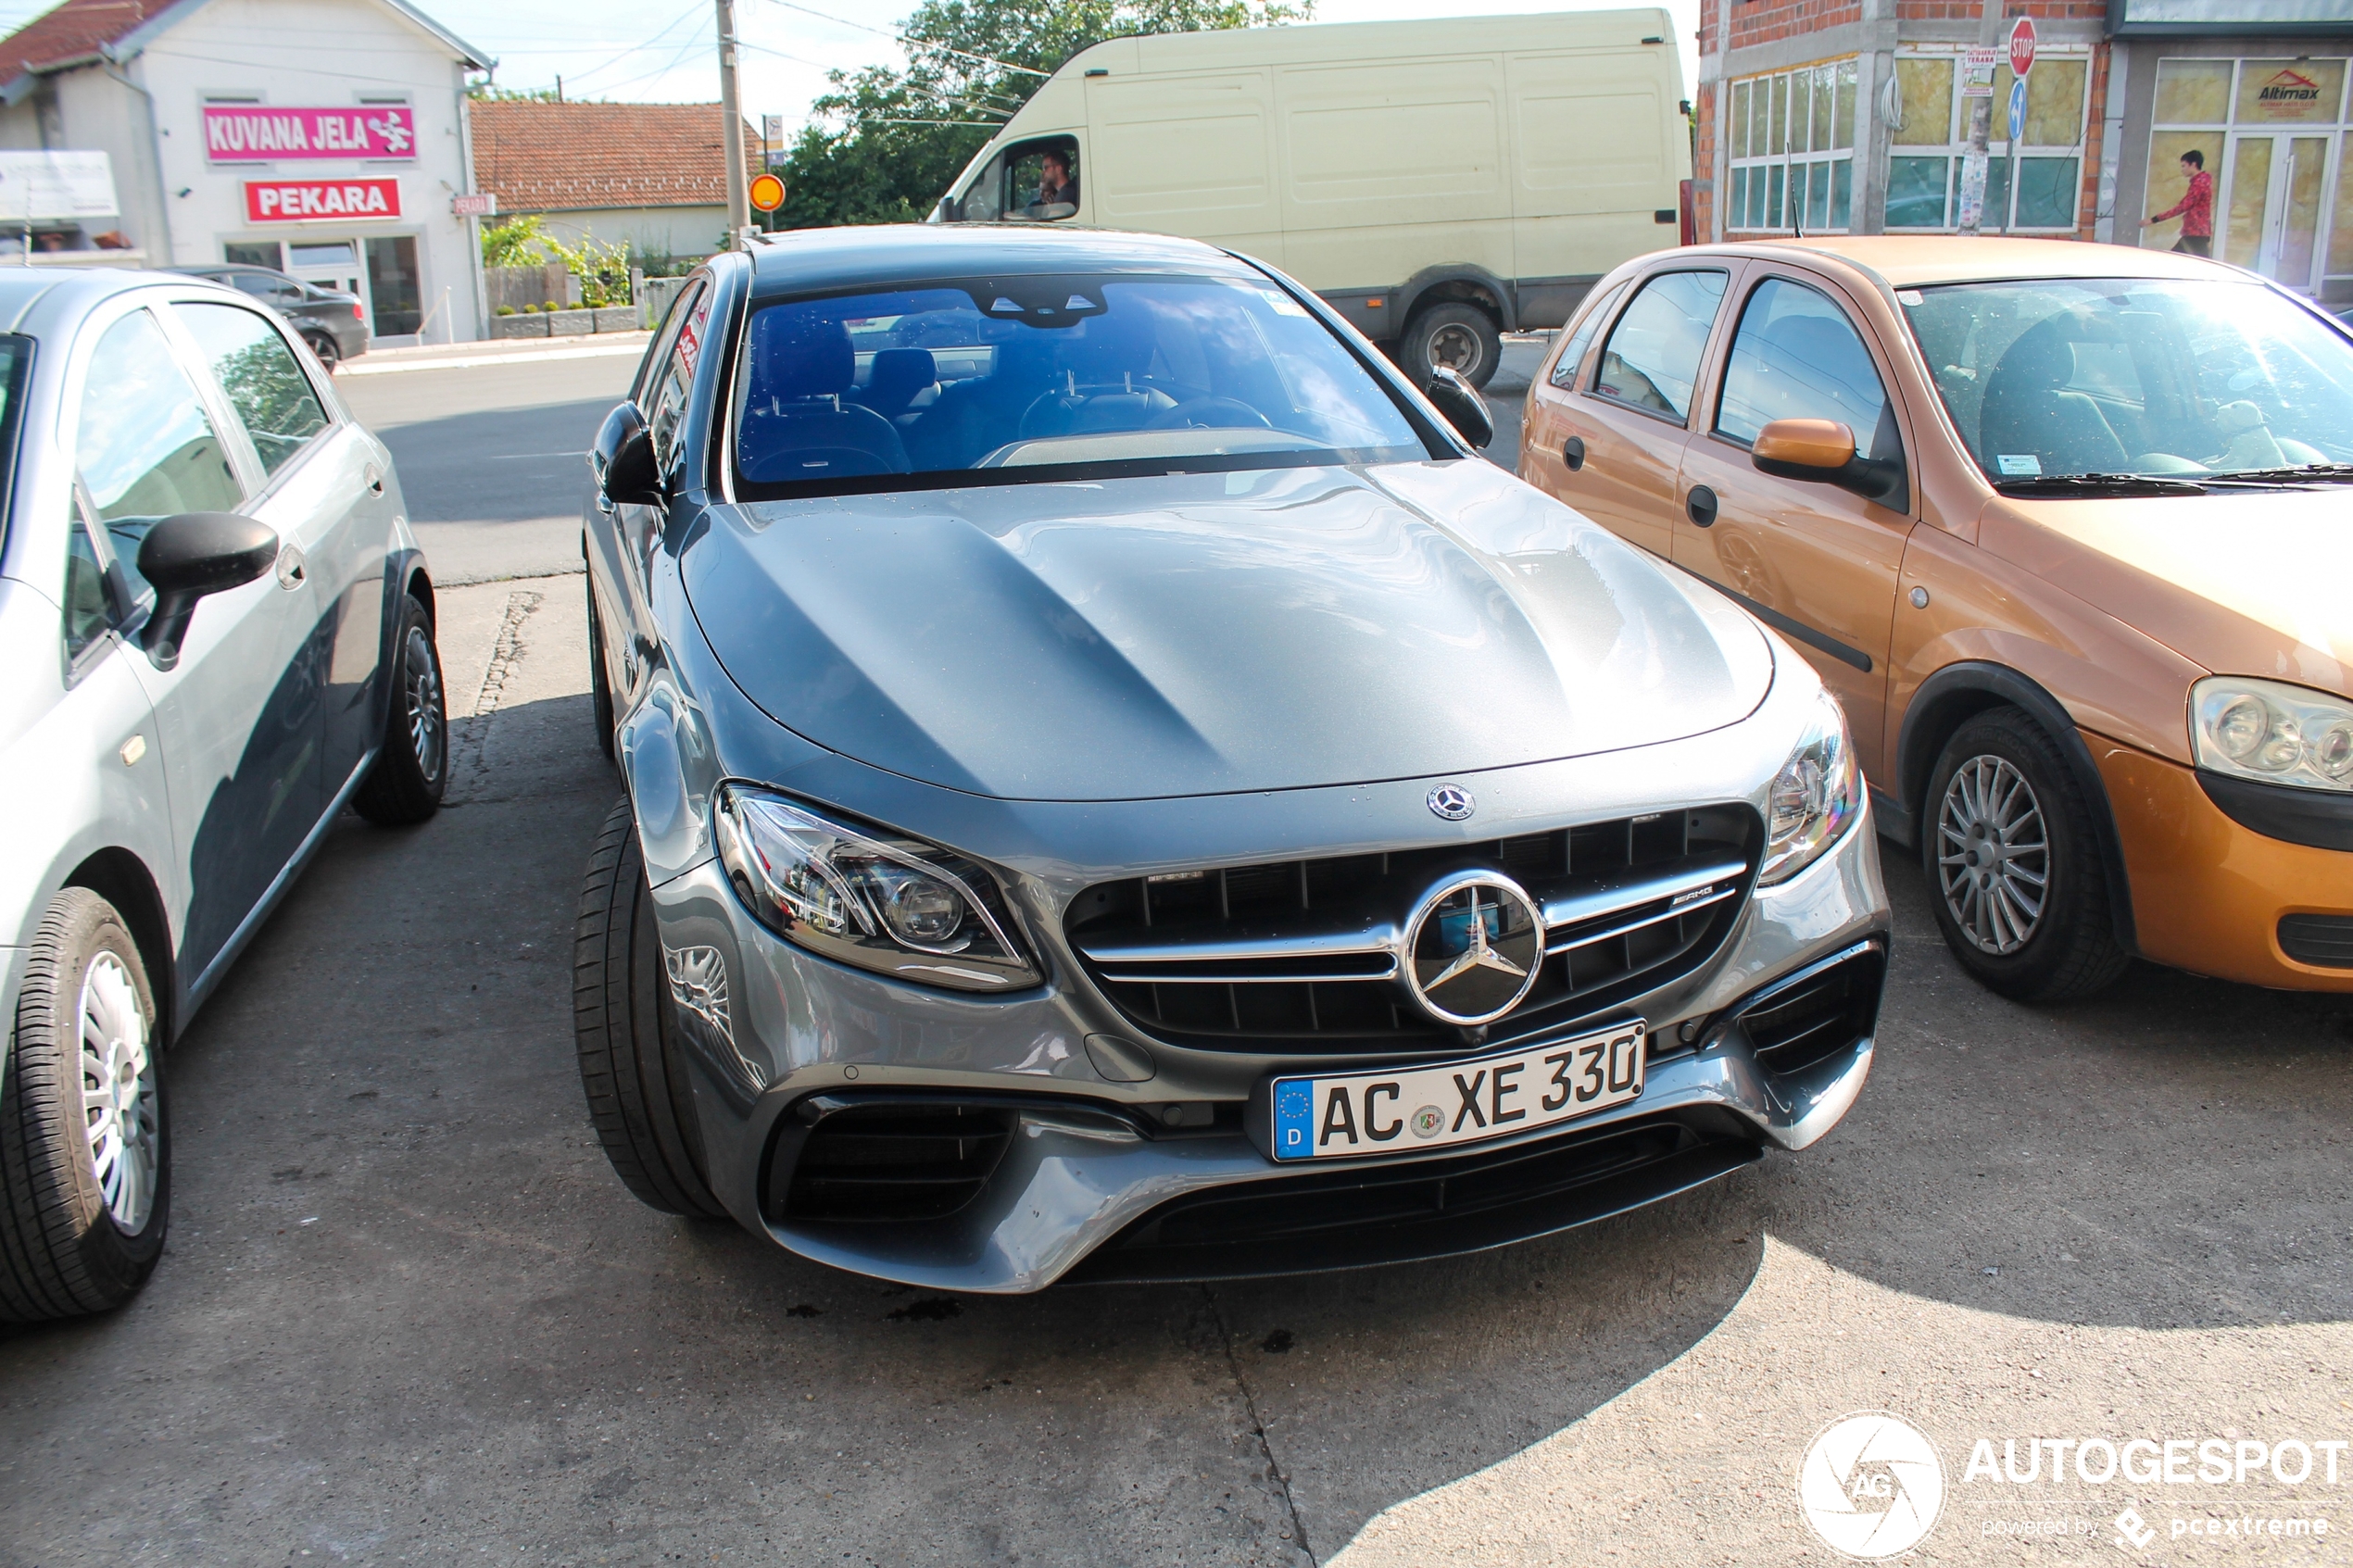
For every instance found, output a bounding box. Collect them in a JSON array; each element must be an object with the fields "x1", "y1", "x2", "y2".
[{"x1": 0, "y1": 269, "x2": 446, "y2": 1322}]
